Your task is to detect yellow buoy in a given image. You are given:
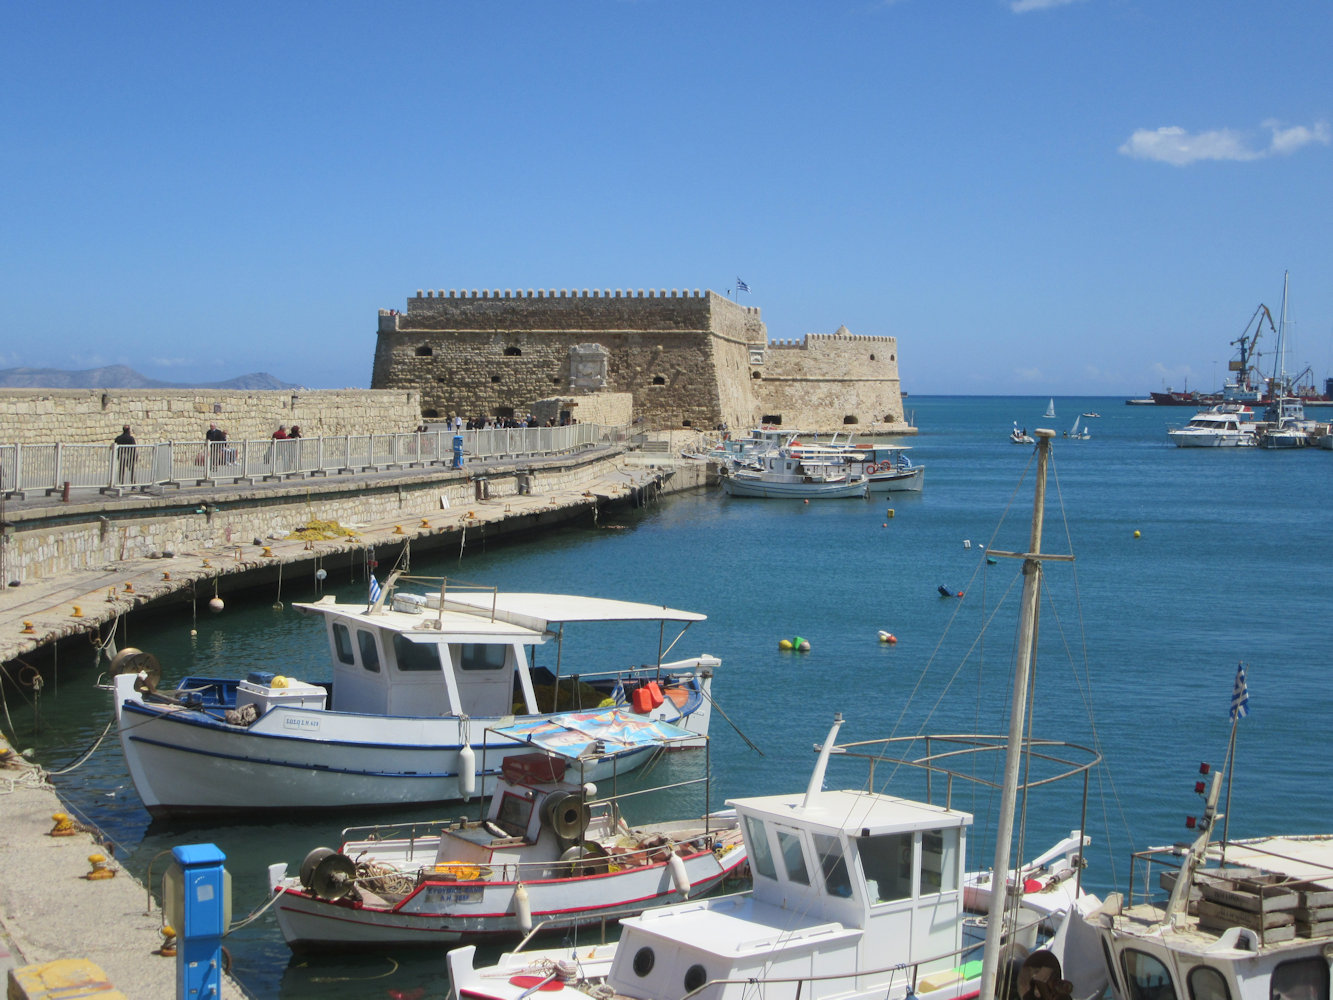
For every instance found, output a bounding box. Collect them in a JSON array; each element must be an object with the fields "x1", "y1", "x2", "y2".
[
  {"x1": 1133, "y1": 530, "x2": 1141, "y2": 538},
  {"x1": 778, "y1": 638, "x2": 793, "y2": 650}
]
